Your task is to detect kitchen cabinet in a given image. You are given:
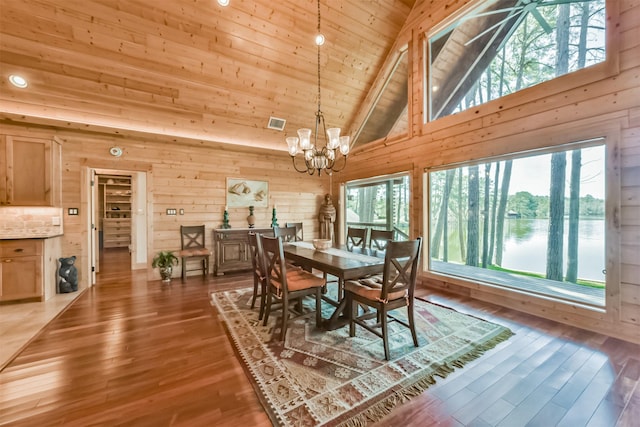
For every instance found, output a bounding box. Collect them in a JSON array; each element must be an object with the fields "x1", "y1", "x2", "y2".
[
  {"x1": 0, "y1": 239, "x2": 43, "y2": 302},
  {"x1": 0, "y1": 135, "x2": 62, "y2": 206},
  {"x1": 213, "y1": 228, "x2": 273, "y2": 276}
]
